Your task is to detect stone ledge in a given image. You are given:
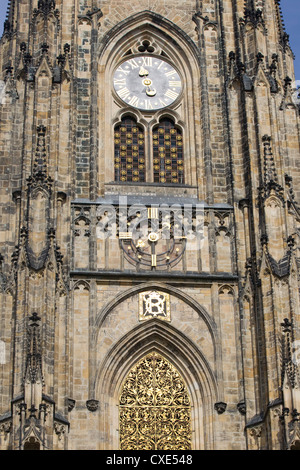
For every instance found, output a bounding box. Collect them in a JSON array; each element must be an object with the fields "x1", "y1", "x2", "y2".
[
  {"x1": 104, "y1": 182, "x2": 198, "y2": 199},
  {"x1": 70, "y1": 269, "x2": 238, "y2": 283}
]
